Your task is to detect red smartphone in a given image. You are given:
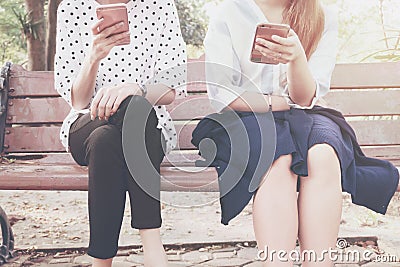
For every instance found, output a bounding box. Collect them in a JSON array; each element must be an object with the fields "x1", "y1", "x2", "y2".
[
  {"x1": 250, "y1": 23, "x2": 290, "y2": 64},
  {"x1": 95, "y1": 3, "x2": 130, "y2": 45}
]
